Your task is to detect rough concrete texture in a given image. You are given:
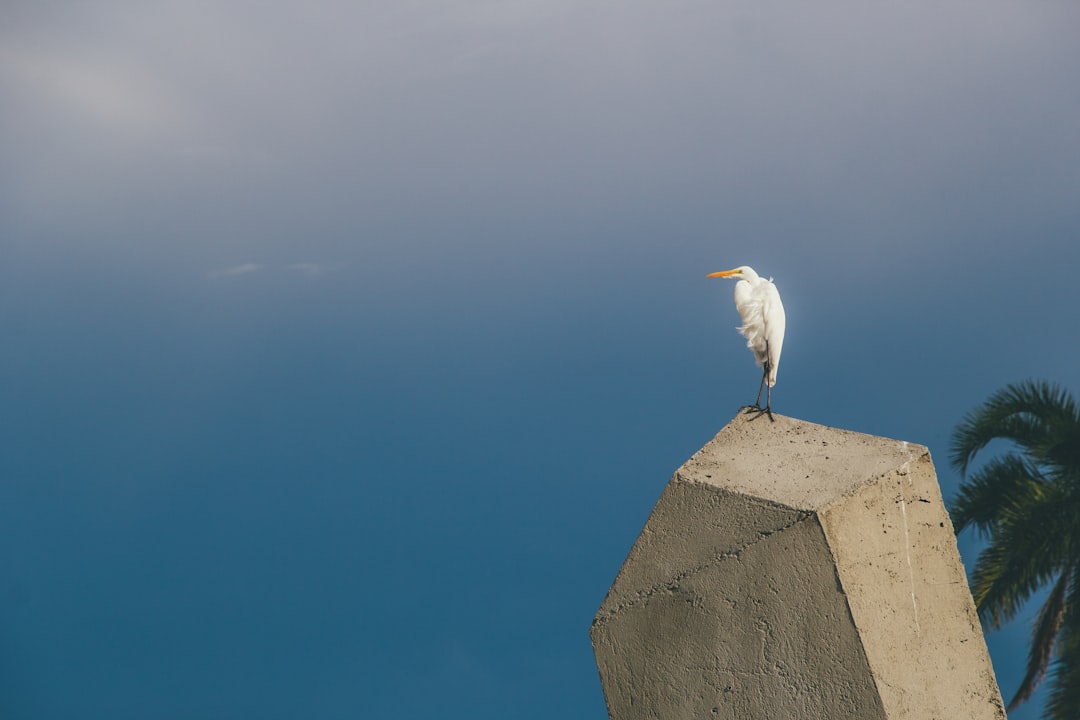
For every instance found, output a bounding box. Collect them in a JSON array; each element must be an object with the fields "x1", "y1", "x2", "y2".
[{"x1": 591, "y1": 412, "x2": 1005, "y2": 720}]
